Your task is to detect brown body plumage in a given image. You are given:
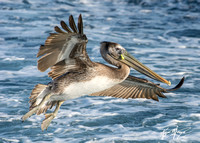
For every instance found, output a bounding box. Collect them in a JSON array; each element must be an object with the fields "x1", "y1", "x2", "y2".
[{"x1": 22, "y1": 14, "x2": 184, "y2": 131}]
